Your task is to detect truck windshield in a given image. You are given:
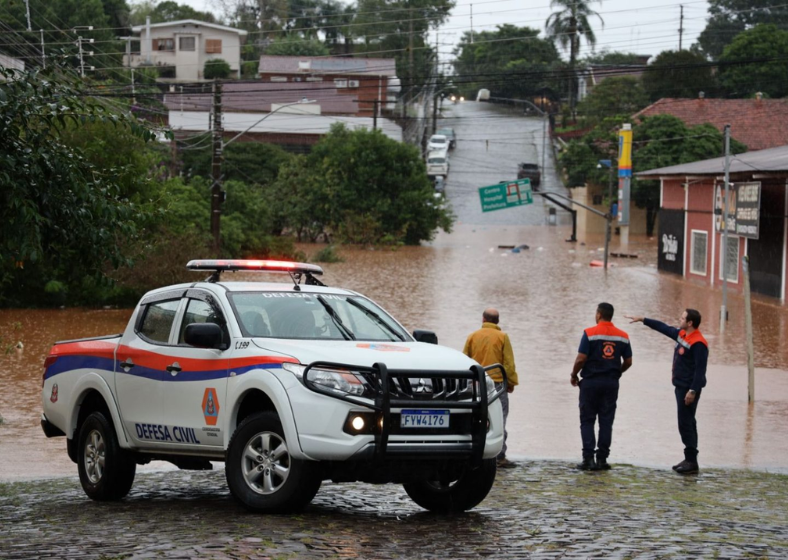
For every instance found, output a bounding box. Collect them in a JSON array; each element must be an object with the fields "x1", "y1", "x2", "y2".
[
  {"x1": 428, "y1": 157, "x2": 446, "y2": 164},
  {"x1": 228, "y1": 292, "x2": 410, "y2": 341}
]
